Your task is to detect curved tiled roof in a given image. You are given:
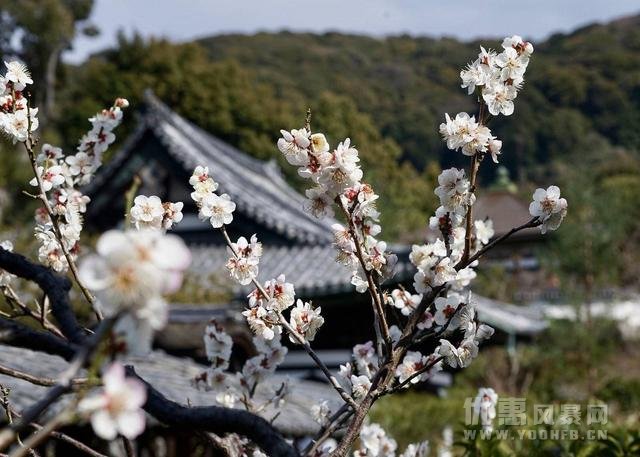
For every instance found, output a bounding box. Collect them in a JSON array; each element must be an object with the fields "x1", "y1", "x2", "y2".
[
  {"x1": 0, "y1": 344, "x2": 340, "y2": 437},
  {"x1": 189, "y1": 243, "x2": 414, "y2": 297},
  {"x1": 89, "y1": 91, "x2": 336, "y2": 244}
]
